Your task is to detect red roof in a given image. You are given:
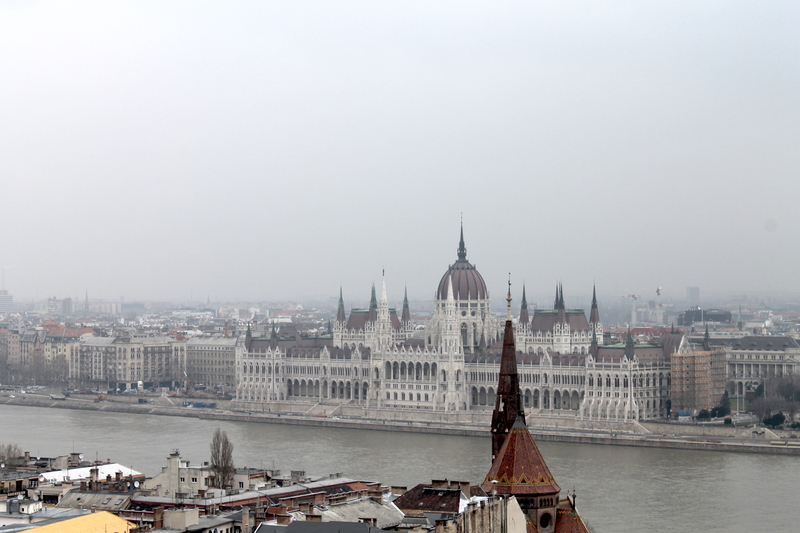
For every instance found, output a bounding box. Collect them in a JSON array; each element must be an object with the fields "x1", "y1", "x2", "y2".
[{"x1": 481, "y1": 418, "x2": 561, "y2": 497}]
